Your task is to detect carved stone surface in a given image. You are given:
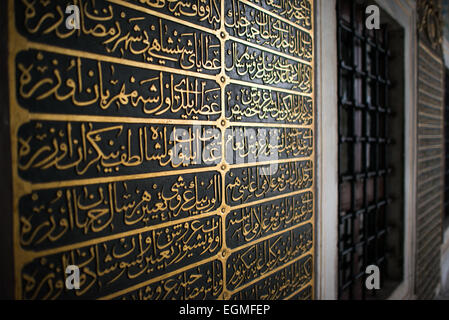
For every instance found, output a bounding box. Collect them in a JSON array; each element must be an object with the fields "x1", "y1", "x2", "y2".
[
  {"x1": 416, "y1": 0, "x2": 445, "y2": 300},
  {"x1": 418, "y1": 0, "x2": 443, "y2": 52}
]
